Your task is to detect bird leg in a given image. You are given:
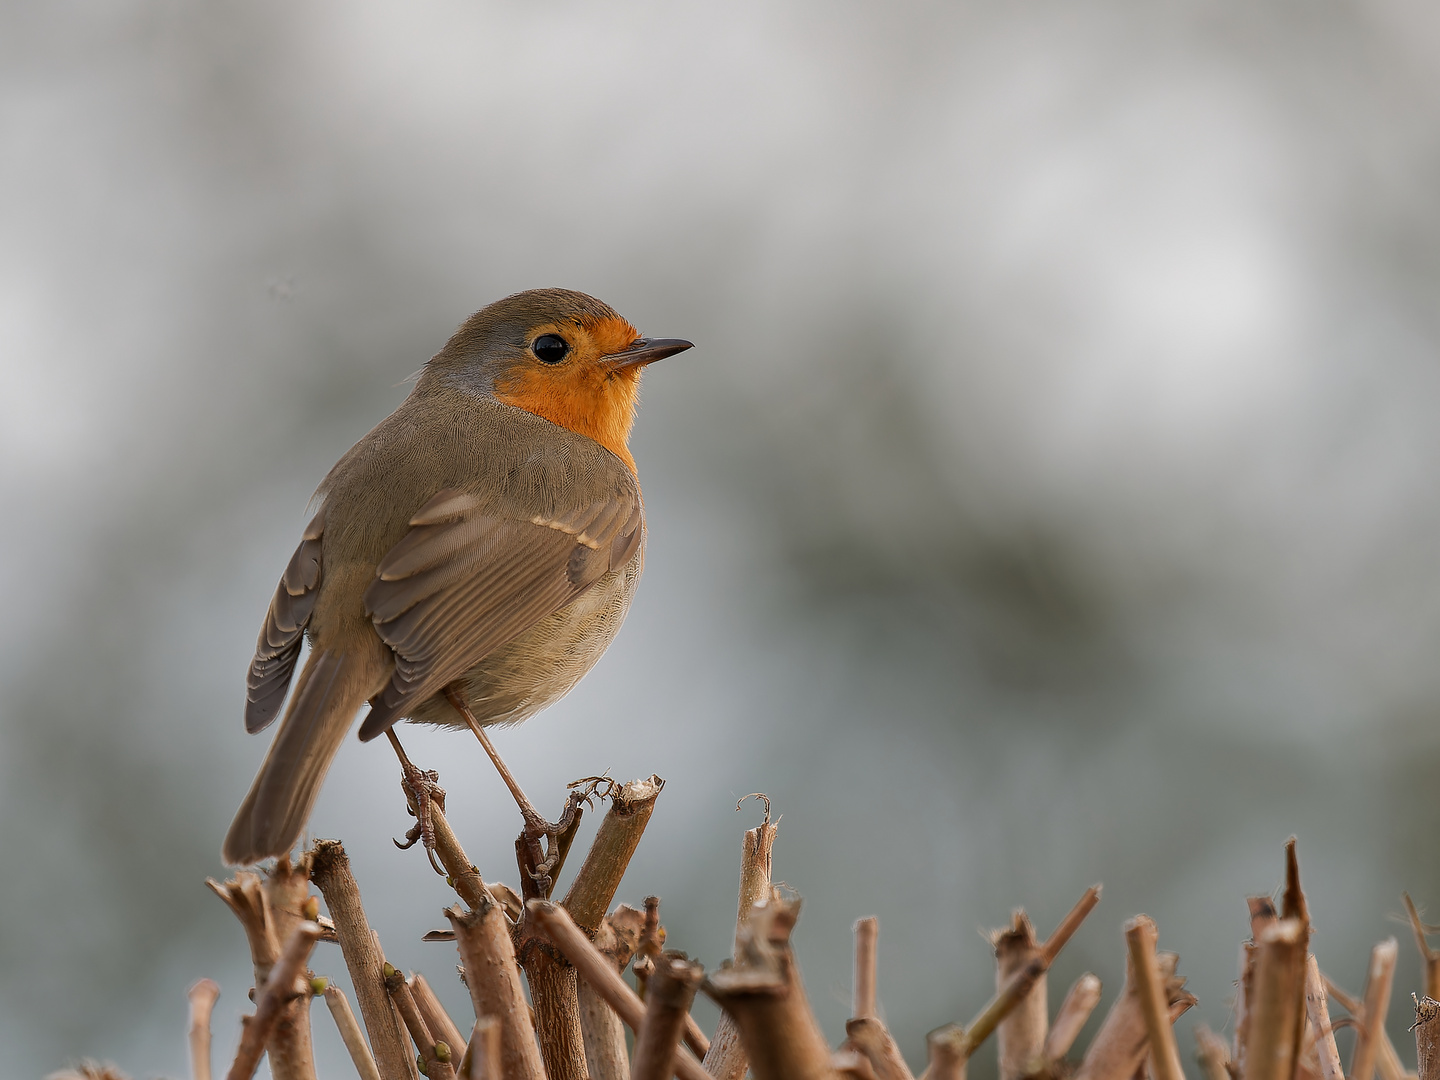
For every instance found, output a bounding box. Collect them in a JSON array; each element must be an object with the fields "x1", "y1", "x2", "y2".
[
  {"x1": 385, "y1": 728, "x2": 447, "y2": 876},
  {"x1": 444, "y1": 685, "x2": 592, "y2": 897}
]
